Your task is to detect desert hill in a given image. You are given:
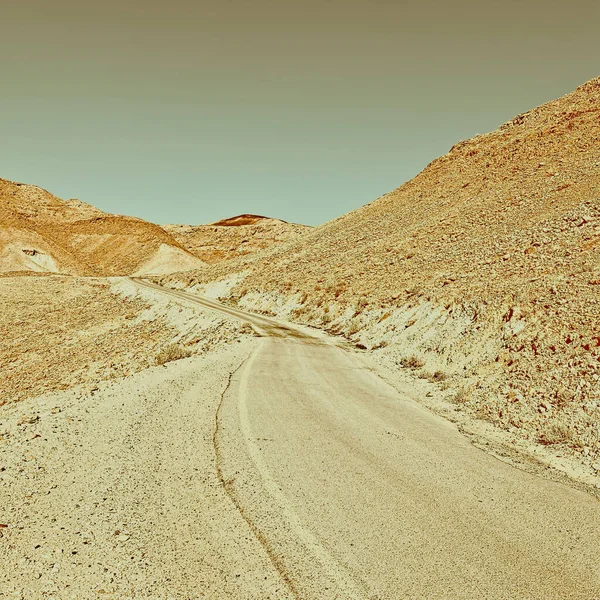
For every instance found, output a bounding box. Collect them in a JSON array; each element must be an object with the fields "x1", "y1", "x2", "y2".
[
  {"x1": 0, "y1": 178, "x2": 205, "y2": 276},
  {"x1": 240, "y1": 76, "x2": 600, "y2": 306},
  {"x1": 165, "y1": 76, "x2": 600, "y2": 461},
  {"x1": 164, "y1": 214, "x2": 310, "y2": 264}
]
